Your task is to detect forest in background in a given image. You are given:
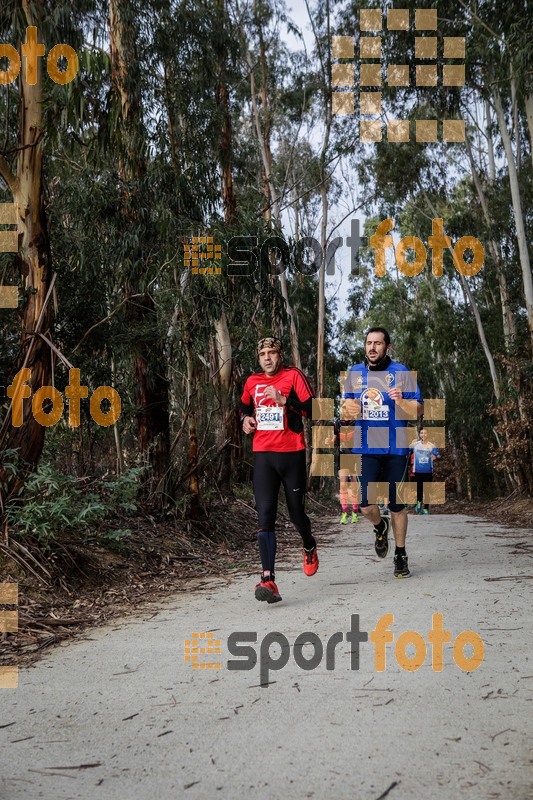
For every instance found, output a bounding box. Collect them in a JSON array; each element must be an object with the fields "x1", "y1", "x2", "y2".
[{"x1": 0, "y1": 0, "x2": 532, "y2": 567}]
